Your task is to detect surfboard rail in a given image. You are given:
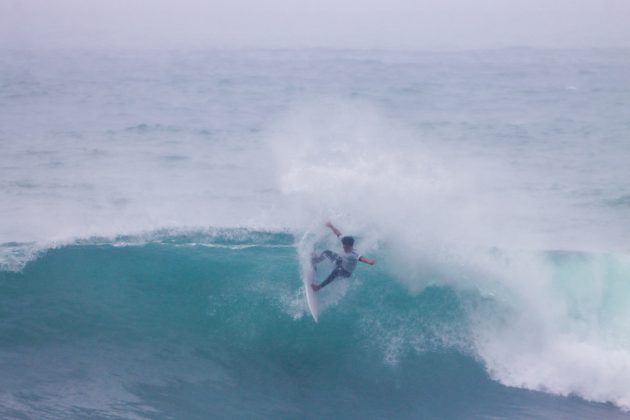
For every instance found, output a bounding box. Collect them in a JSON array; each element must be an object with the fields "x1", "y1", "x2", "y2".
[
  {"x1": 302, "y1": 266, "x2": 319, "y2": 322},
  {"x1": 297, "y1": 230, "x2": 320, "y2": 322}
]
